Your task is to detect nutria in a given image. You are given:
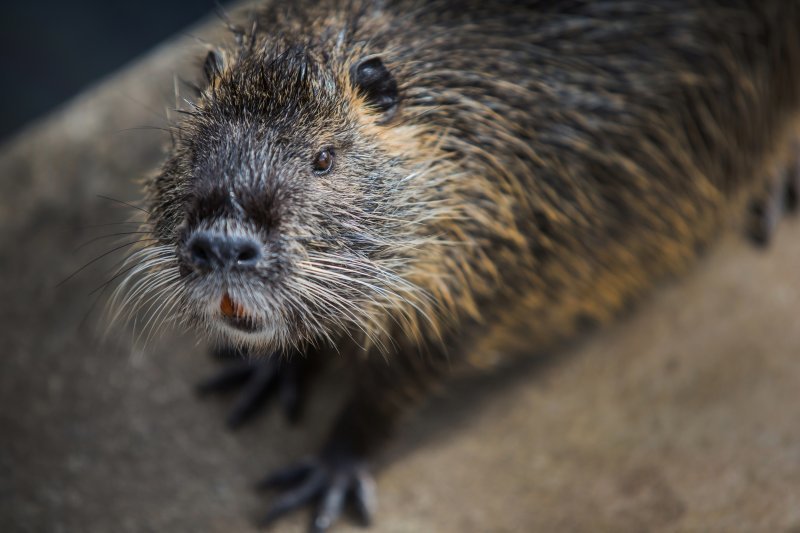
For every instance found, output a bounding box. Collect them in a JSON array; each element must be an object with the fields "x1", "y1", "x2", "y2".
[{"x1": 113, "y1": 0, "x2": 800, "y2": 530}]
